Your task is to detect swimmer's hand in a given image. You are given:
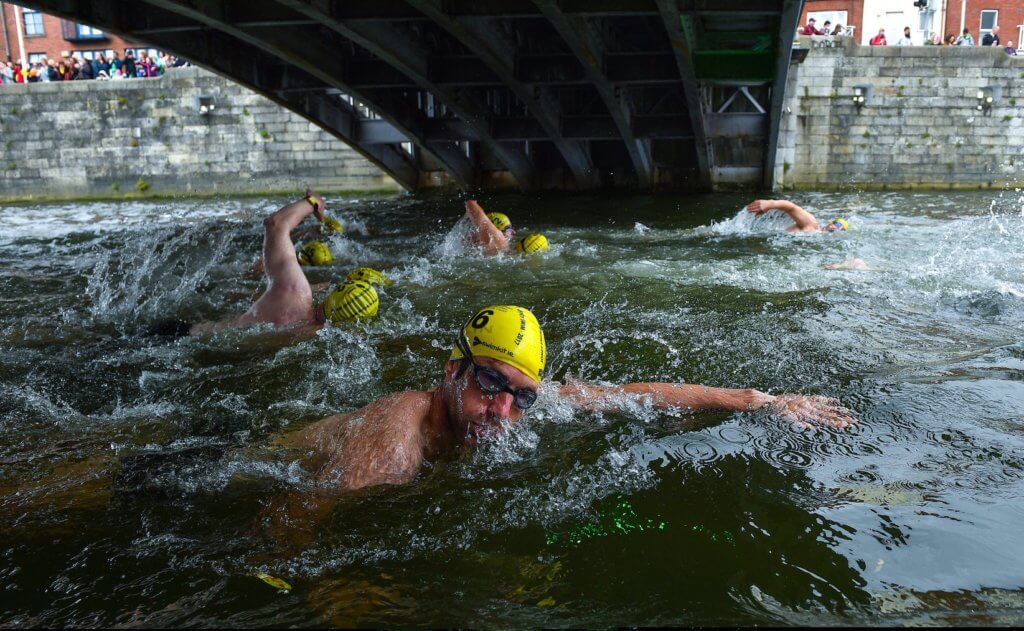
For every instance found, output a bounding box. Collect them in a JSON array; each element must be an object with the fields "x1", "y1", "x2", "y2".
[
  {"x1": 766, "y1": 394, "x2": 857, "y2": 430},
  {"x1": 305, "y1": 188, "x2": 326, "y2": 222},
  {"x1": 746, "y1": 199, "x2": 773, "y2": 216}
]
